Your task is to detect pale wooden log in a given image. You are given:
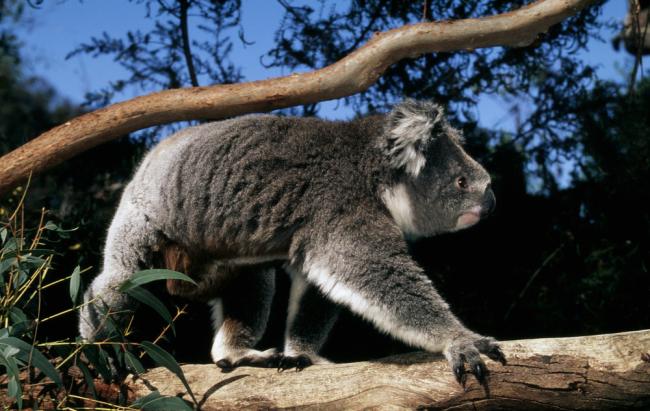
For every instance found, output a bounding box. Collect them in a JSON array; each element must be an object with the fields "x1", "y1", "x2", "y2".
[
  {"x1": 0, "y1": 0, "x2": 596, "y2": 195},
  {"x1": 130, "y1": 329, "x2": 650, "y2": 410}
]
